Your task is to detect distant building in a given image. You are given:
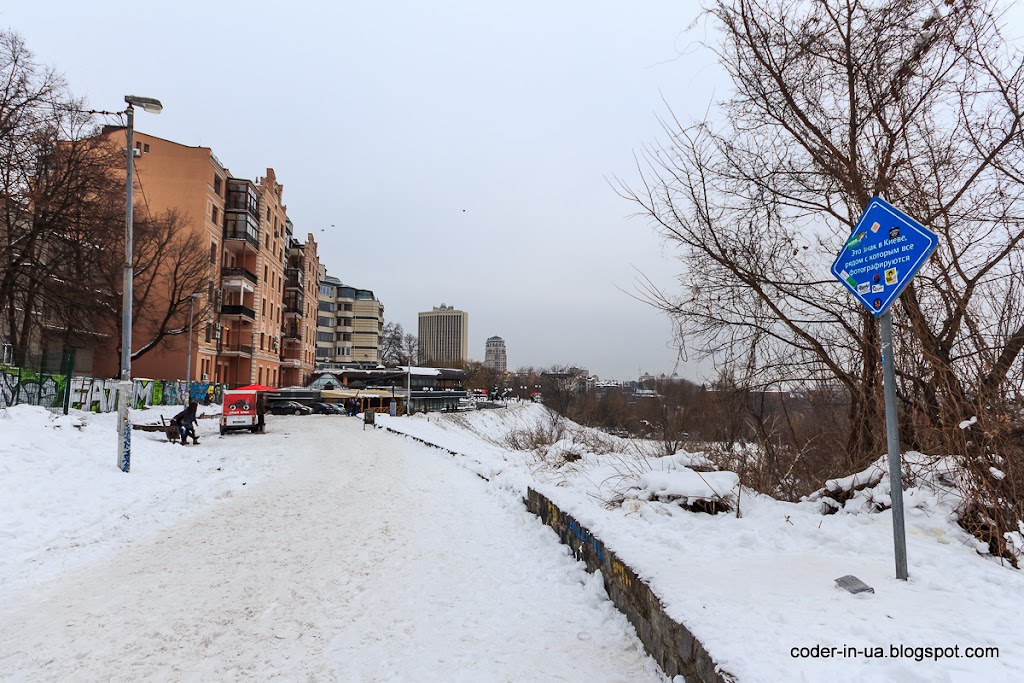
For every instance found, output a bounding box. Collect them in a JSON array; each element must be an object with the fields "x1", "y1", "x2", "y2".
[
  {"x1": 483, "y1": 336, "x2": 507, "y2": 372},
  {"x1": 418, "y1": 304, "x2": 468, "y2": 366},
  {"x1": 316, "y1": 267, "x2": 384, "y2": 368}
]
